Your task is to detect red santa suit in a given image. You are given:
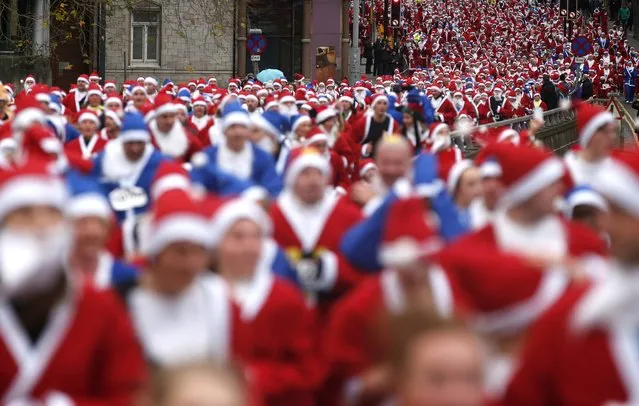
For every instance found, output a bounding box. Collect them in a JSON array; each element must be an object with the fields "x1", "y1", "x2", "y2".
[
  {"x1": 233, "y1": 265, "x2": 321, "y2": 406},
  {"x1": 188, "y1": 113, "x2": 214, "y2": 132},
  {"x1": 64, "y1": 133, "x2": 109, "y2": 160},
  {"x1": 0, "y1": 285, "x2": 146, "y2": 405},
  {"x1": 148, "y1": 119, "x2": 203, "y2": 162},
  {"x1": 270, "y1": 151, "x2": 364, "y2": 324},
  {"x1": 348, "y1": 111, "x2": 399, "y2": 157},
  {"x1": 505, "y1": 263, "x2": 639, "y2": 405},
  {"x1": 430, "y1": 94, "x2": 458, "y2": 126}
]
